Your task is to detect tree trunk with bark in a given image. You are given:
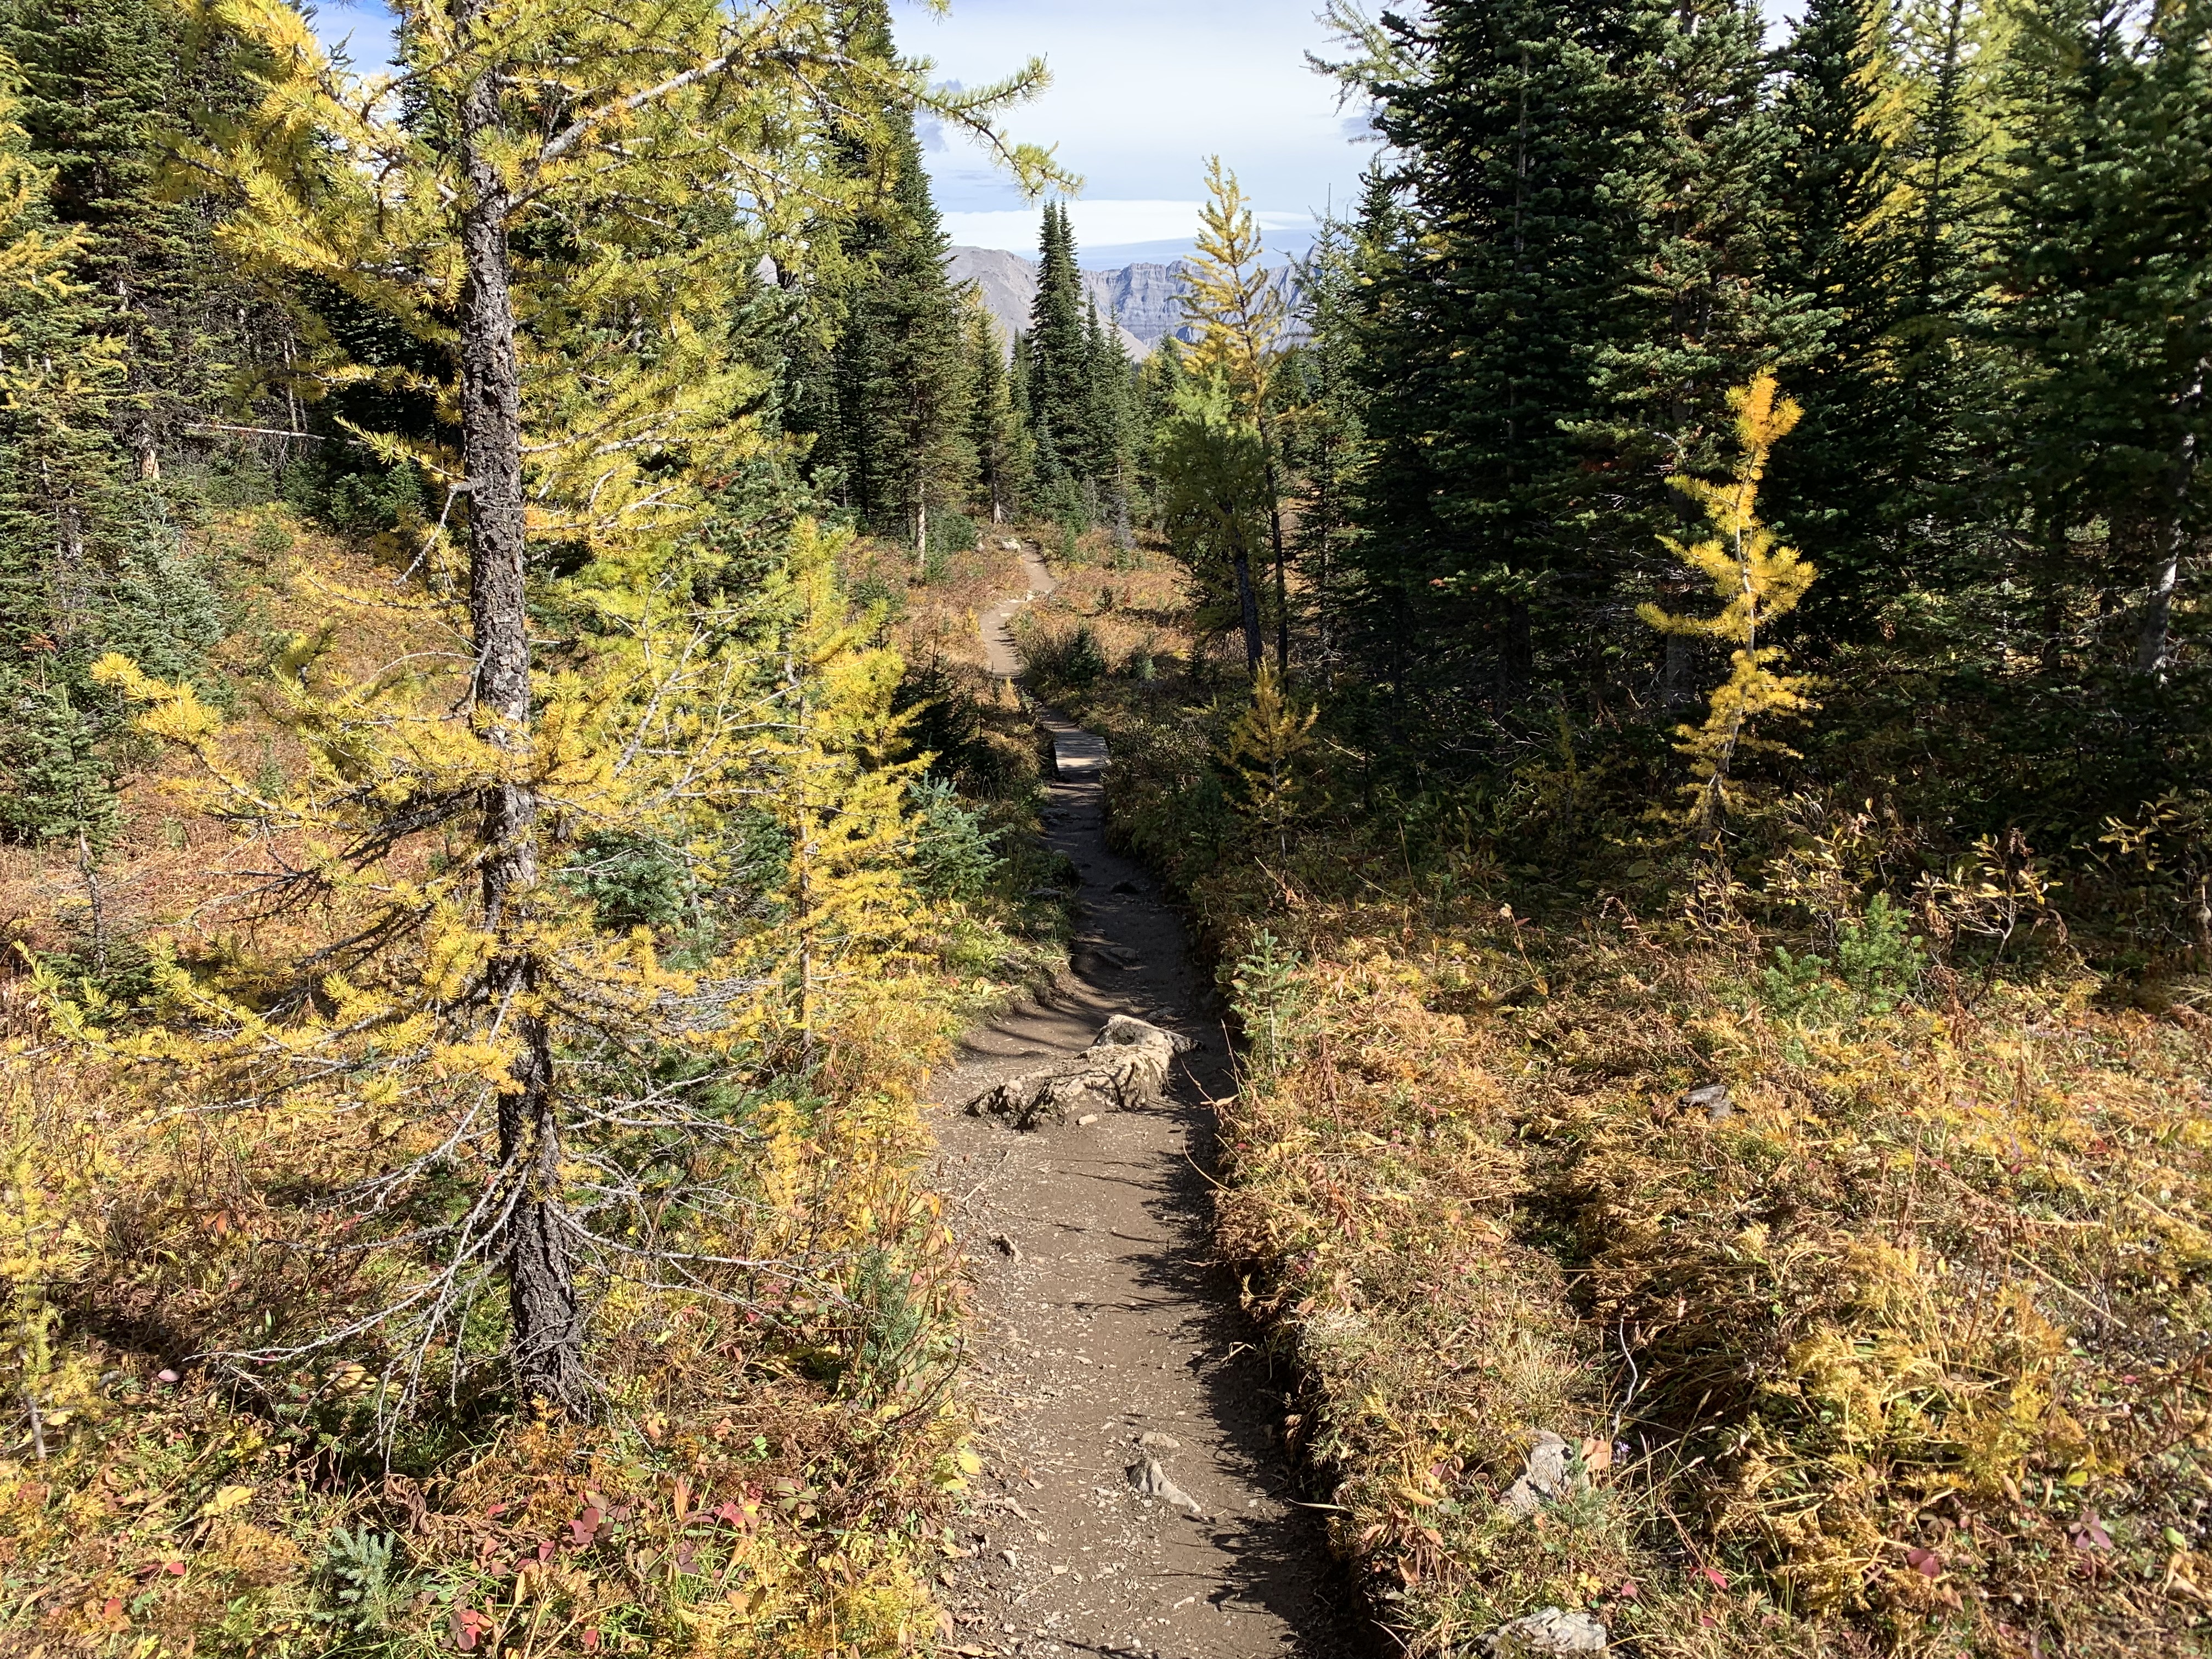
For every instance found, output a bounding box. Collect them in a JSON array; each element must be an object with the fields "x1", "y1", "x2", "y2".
[
  {"x1": 2138, "y1": 354, "x2": 2205, "y2": 678},
  {"x1": 1232, "y1": 550, "x2": 1263, "y2": 673},
  {"x1": 1264, "y1": 455, "x2": 1289, "y2": 676},
  {"x1": 456, "y1": 0, "x2": 590, "y2": 1419}
]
